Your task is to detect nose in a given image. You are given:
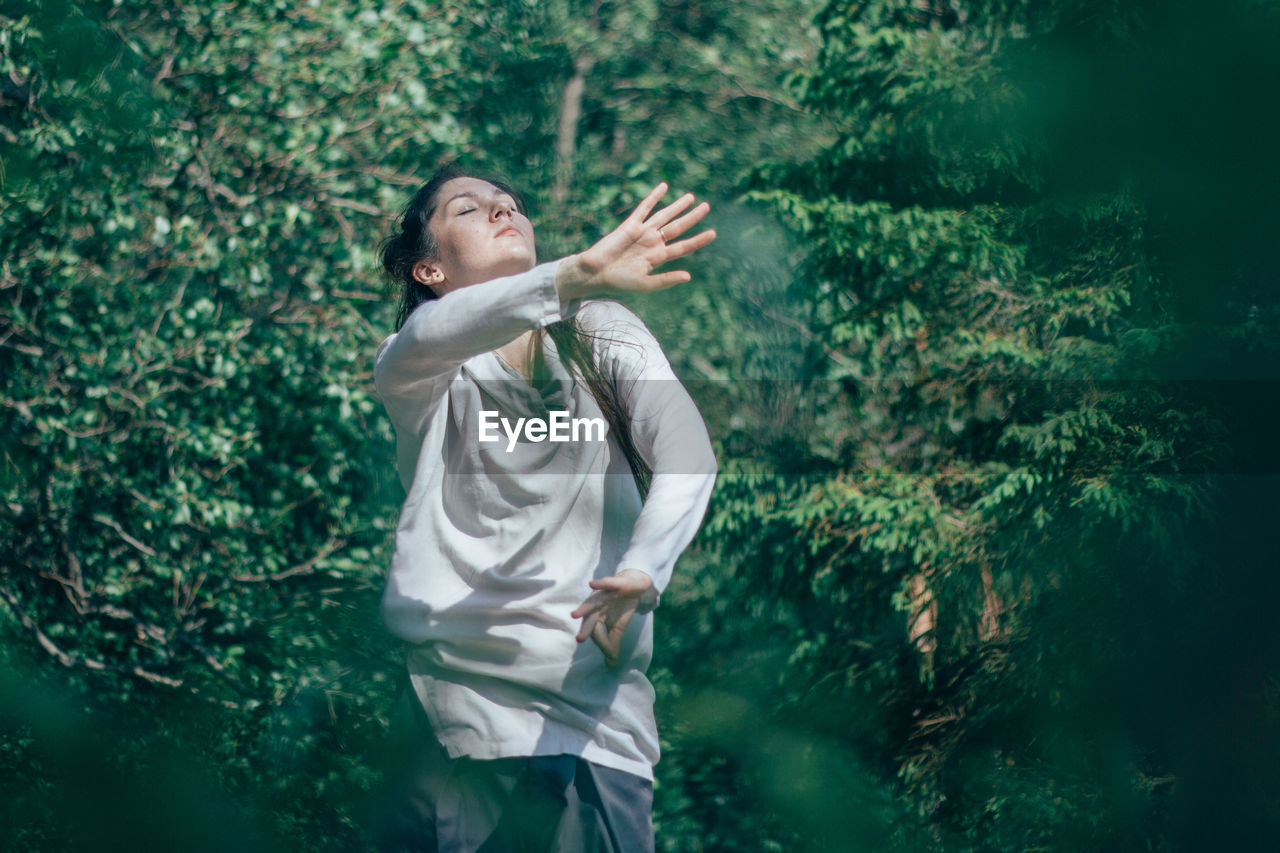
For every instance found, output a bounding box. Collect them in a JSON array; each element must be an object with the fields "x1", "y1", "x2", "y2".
[{"x1": 491, "y1": 199, "x2": 515, "y2": 220}]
